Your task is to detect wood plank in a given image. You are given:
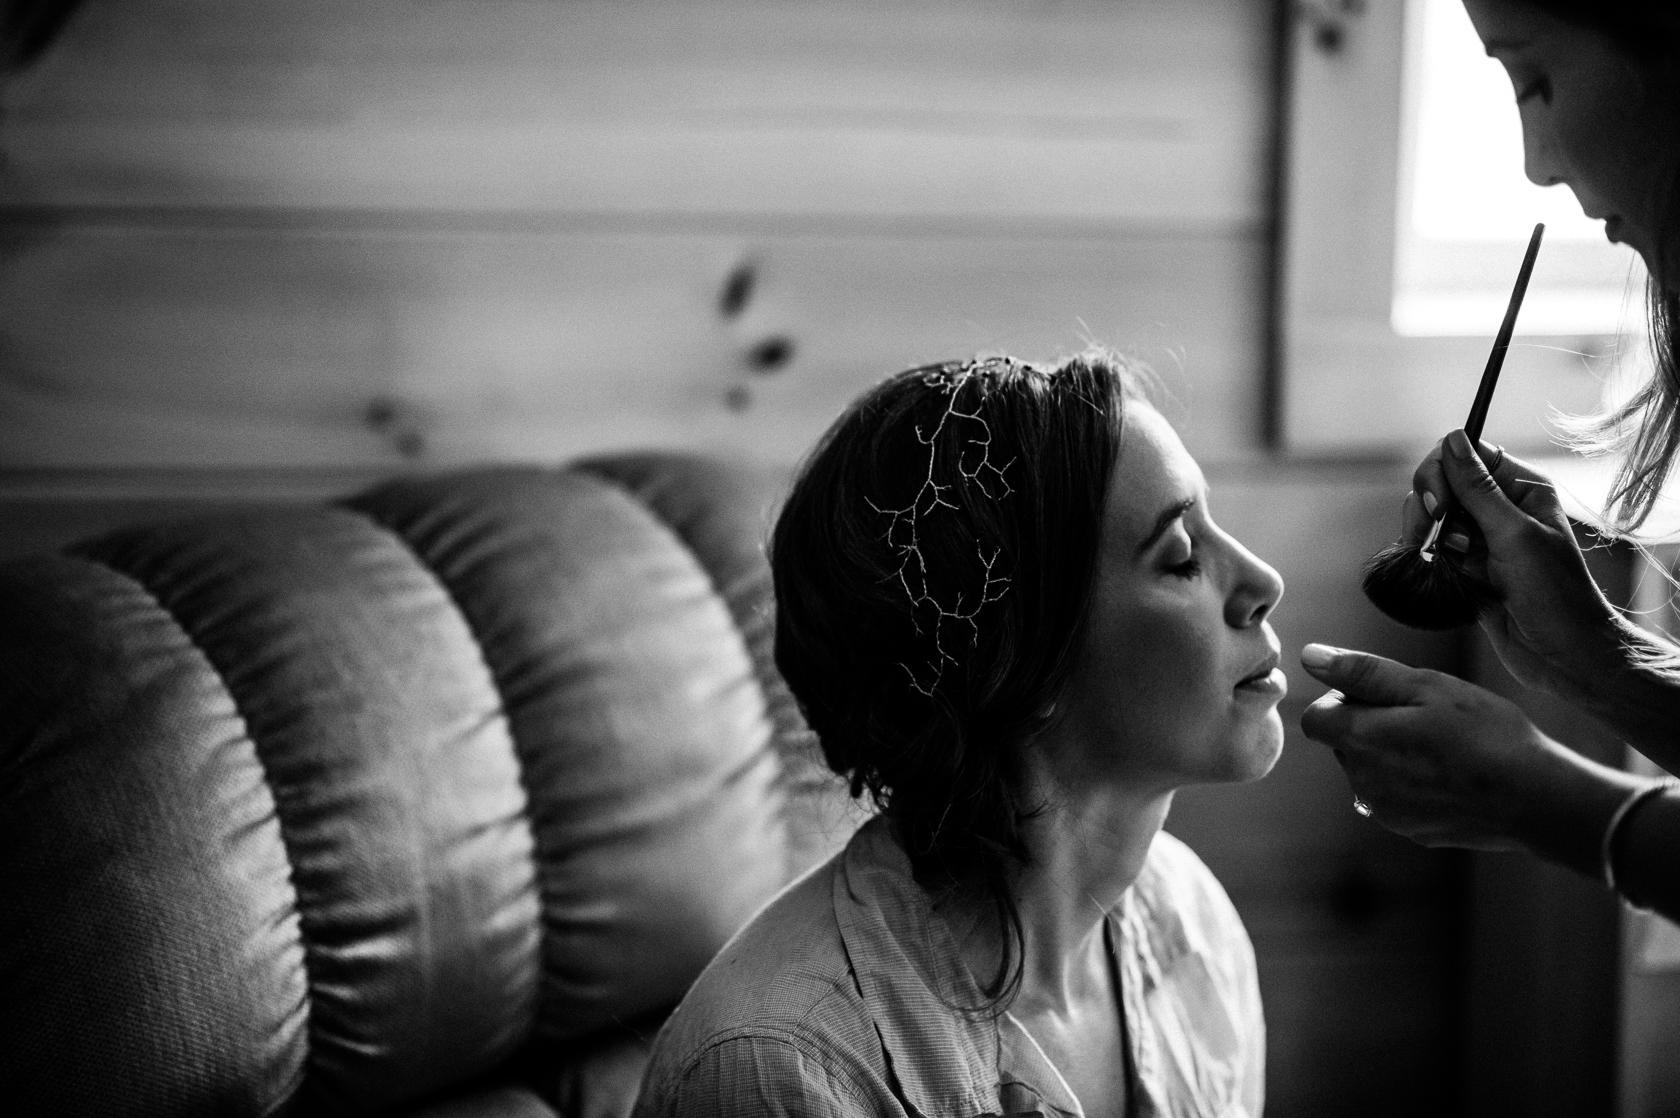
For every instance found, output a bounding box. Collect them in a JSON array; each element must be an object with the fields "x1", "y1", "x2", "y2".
[
  {"x1": 0, "y1": 0, "x2": 1270, "y2": 223},
  {"x1": 0, "y1": 223, "x2": 1267, "y2": 469}
]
